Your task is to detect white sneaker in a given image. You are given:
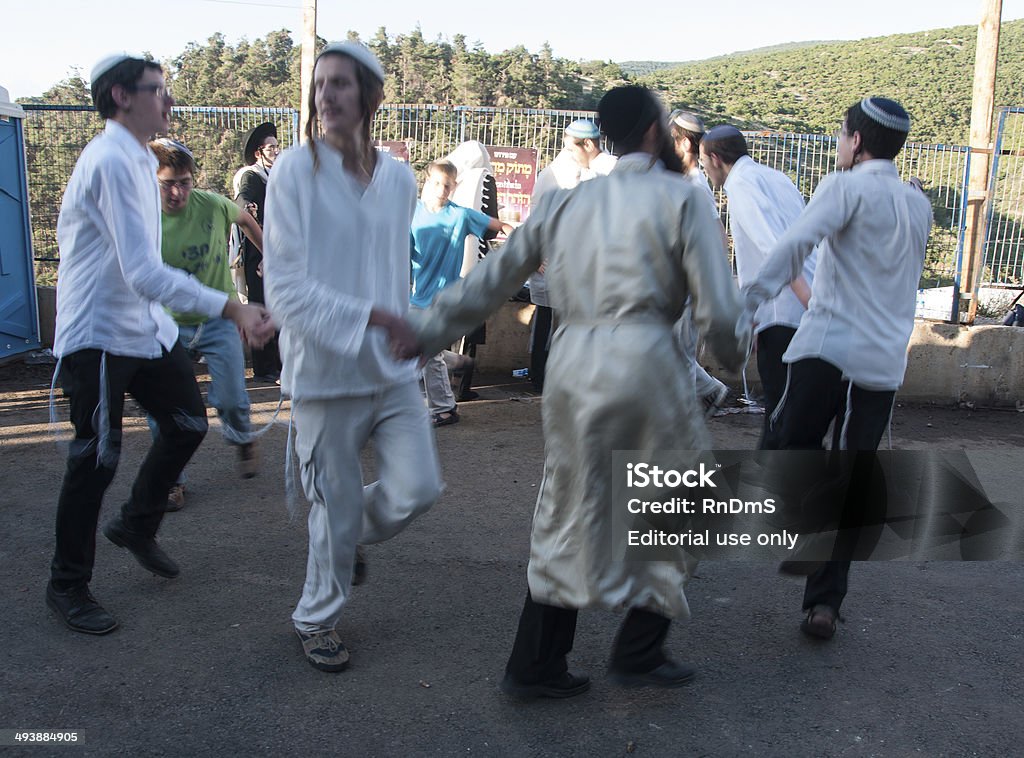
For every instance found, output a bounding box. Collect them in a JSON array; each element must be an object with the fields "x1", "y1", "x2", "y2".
[{"x1": 701, "y1": 383, "x2": 729, "y2": 419}]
